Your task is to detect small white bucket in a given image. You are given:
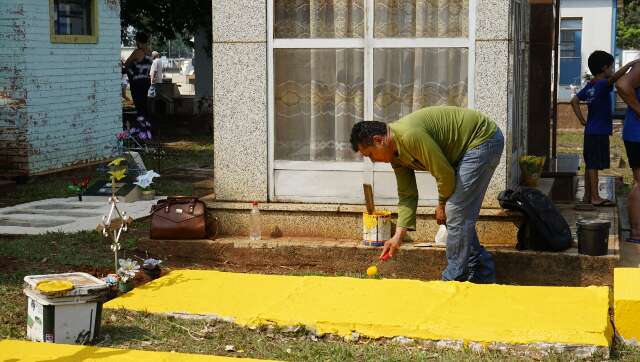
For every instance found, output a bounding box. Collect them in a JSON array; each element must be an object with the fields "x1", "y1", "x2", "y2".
[
  {"x1": 24, "y1": 272, "x2": 107, "y2": 344},
  {"x1": 363, "y1": 211, "x2": 392, "y2": 246}
]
